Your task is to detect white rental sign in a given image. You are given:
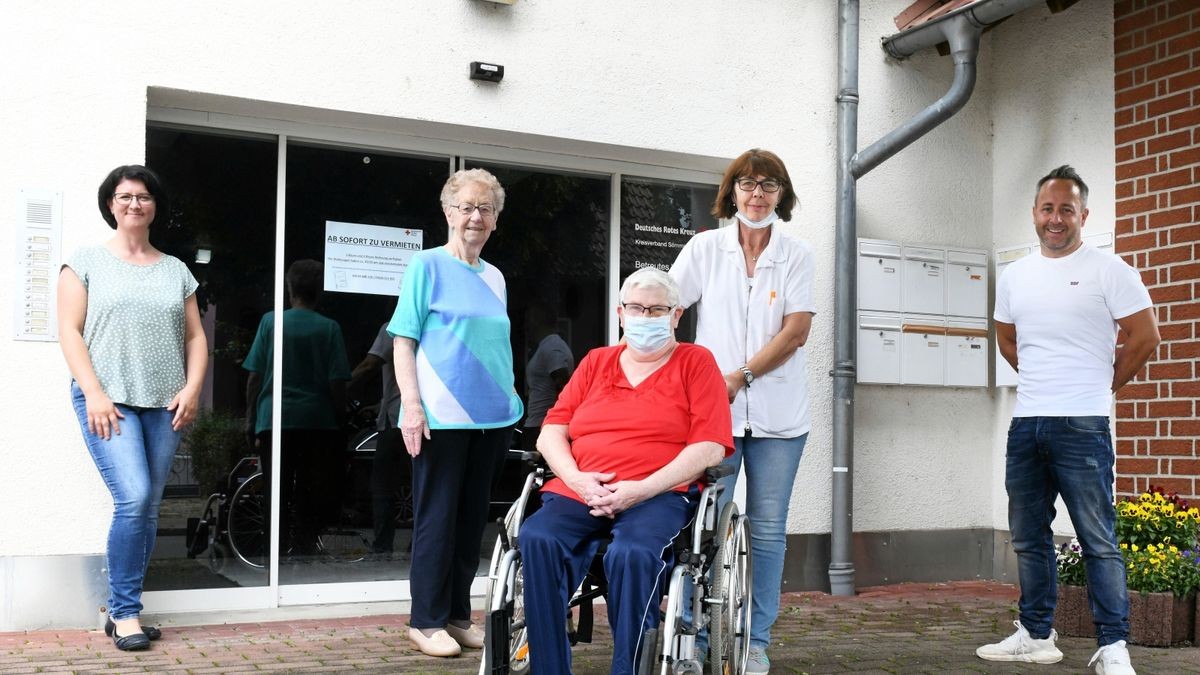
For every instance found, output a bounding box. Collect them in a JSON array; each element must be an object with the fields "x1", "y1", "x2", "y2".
[{"x1": 323, "y1": 220, "x2": 422, "y2": 297}]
